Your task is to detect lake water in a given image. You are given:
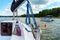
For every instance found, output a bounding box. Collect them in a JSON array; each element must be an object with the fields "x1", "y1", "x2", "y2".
[{"x1": 0, "y1": 17, "x2": 60, "y2": 40}]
